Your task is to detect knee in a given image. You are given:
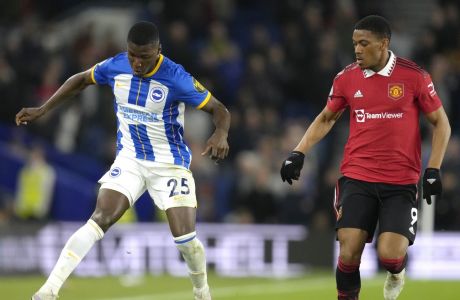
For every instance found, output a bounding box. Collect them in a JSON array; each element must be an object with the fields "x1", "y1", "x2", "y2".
[
  {"x1": 90, "y1": 211, "x2": 116, "y2": 232},
  {"x1": 339, "y1": 240, "x2": 364, "y2": 264},
  {"x1": 339, "y1": 248, "x2": 362, "y2": 264},
  {"x1": 377, "y1": 244, "x2": 406, "y2": 260},
  {"x1": 378, "y1": 247, "x2": 395, "y2": 260}
]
